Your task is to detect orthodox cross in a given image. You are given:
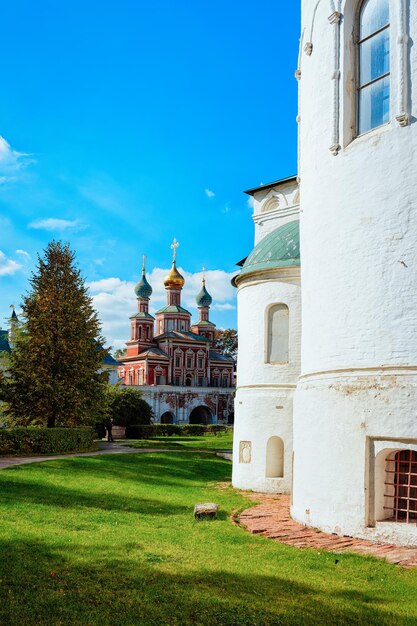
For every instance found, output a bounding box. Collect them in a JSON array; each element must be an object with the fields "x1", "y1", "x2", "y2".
[
  {"x1": 171, "y1": 238, "x2": 179, "y2": 262},
  {"x1": 142, "y1": 254, "x2": 147, "y2": 273},
  {"x1": 202, "y1": 266, "x2": 206, "y2": 284}
]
